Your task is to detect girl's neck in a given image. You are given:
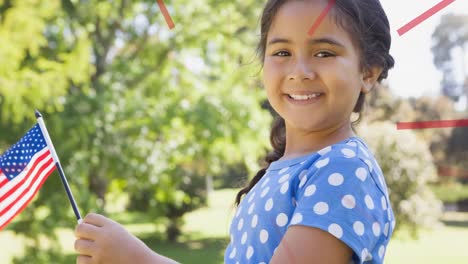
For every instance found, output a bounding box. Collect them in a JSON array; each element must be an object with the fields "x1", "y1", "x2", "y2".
[{"x1": 281, "y1": 122, "x2": 355, "y2": 161}]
